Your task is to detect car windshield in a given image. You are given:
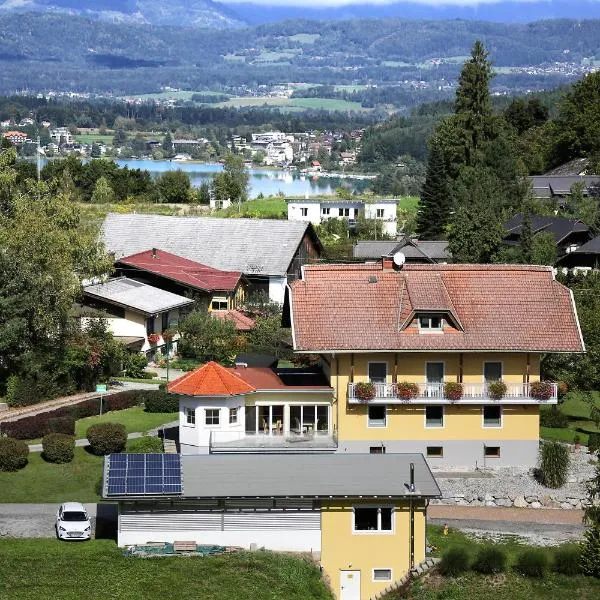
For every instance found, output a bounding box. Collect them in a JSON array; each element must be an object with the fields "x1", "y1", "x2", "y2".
[{"x1": 61, "y1": 511, "x2": 87, "y2": 522}]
